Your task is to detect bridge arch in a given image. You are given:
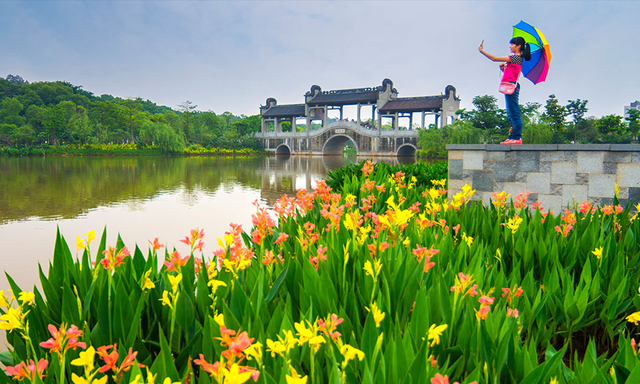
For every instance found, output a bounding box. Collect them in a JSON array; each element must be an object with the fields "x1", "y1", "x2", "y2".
[
  {"x1": 397, "y1": 143, "x2": 417, "y2": 157},
  {"x1": 275, "y1": 144, "x2": 292, "y2": 156},
  {"x1": 322, "y1": 134, "x2": 357, "y2": 156}
]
